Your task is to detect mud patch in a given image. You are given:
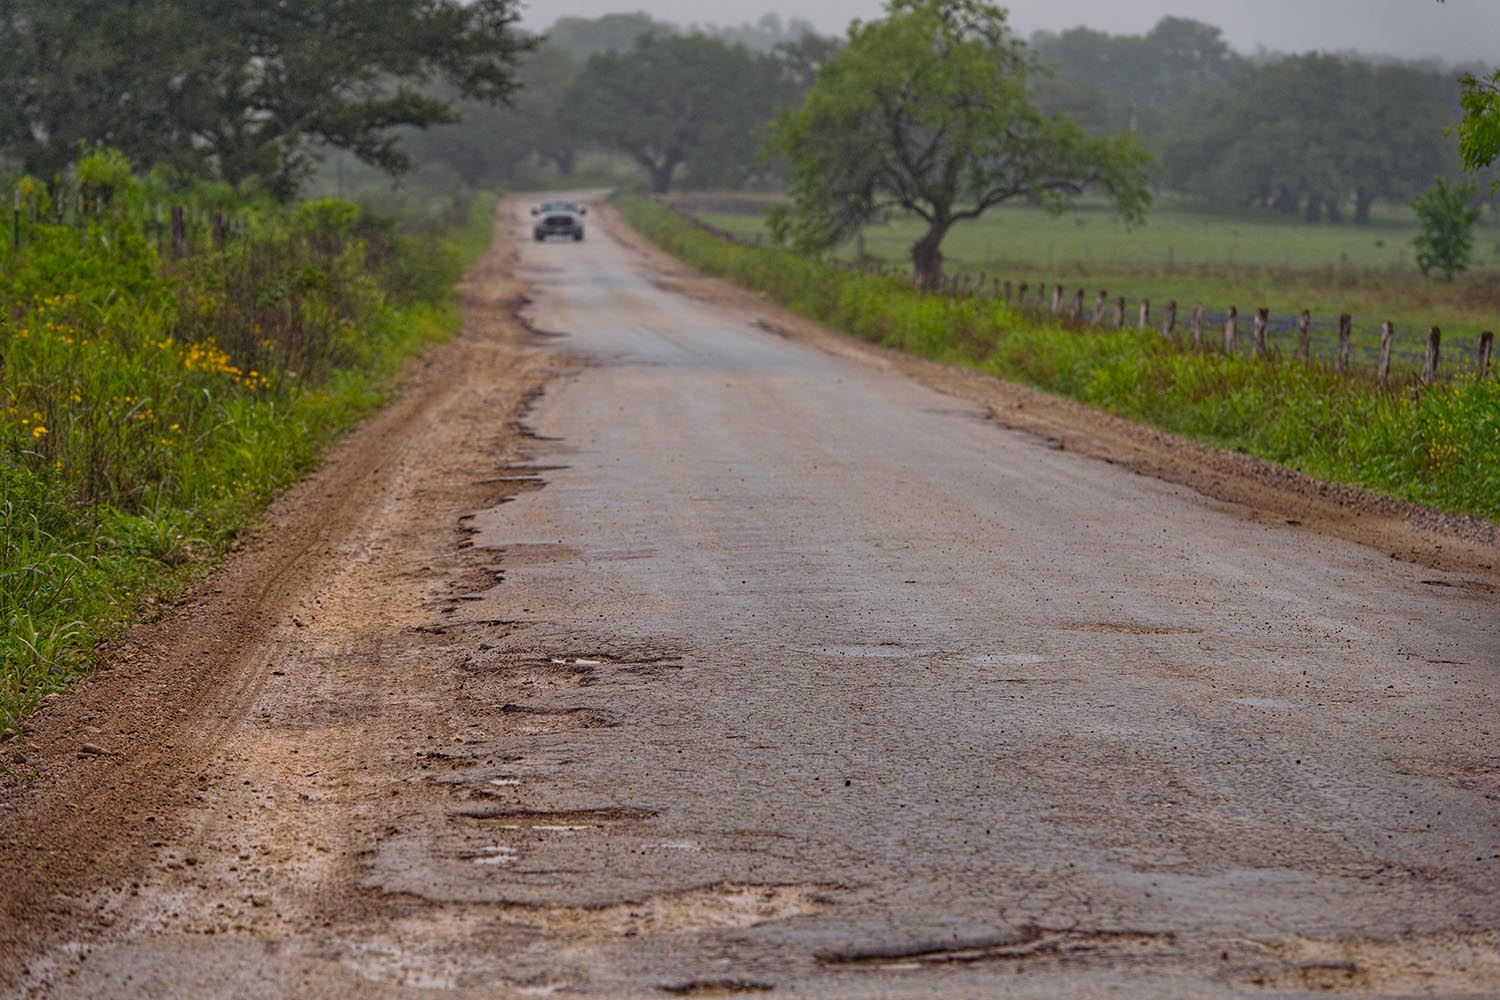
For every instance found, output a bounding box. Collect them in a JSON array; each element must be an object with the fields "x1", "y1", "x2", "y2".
[
  {"x1": 819, "y1": 926, "x2": 1173, "y2": 971},
  {"x1": 1390, "y1": 755, "x2": 1500, "y2": 796},
  {"x1": 1063, "y1": 622, "x2": 1202, "y2": 636},
  {"x1": 1232, "y1": 931, "x2": 1500, "y2": 995},
  {"x1": 498, "y1": 704, "x2": 616, "y2": 734},
  {"x1": 661, "y1": 979, "x2": 774, "y2": 996}
]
